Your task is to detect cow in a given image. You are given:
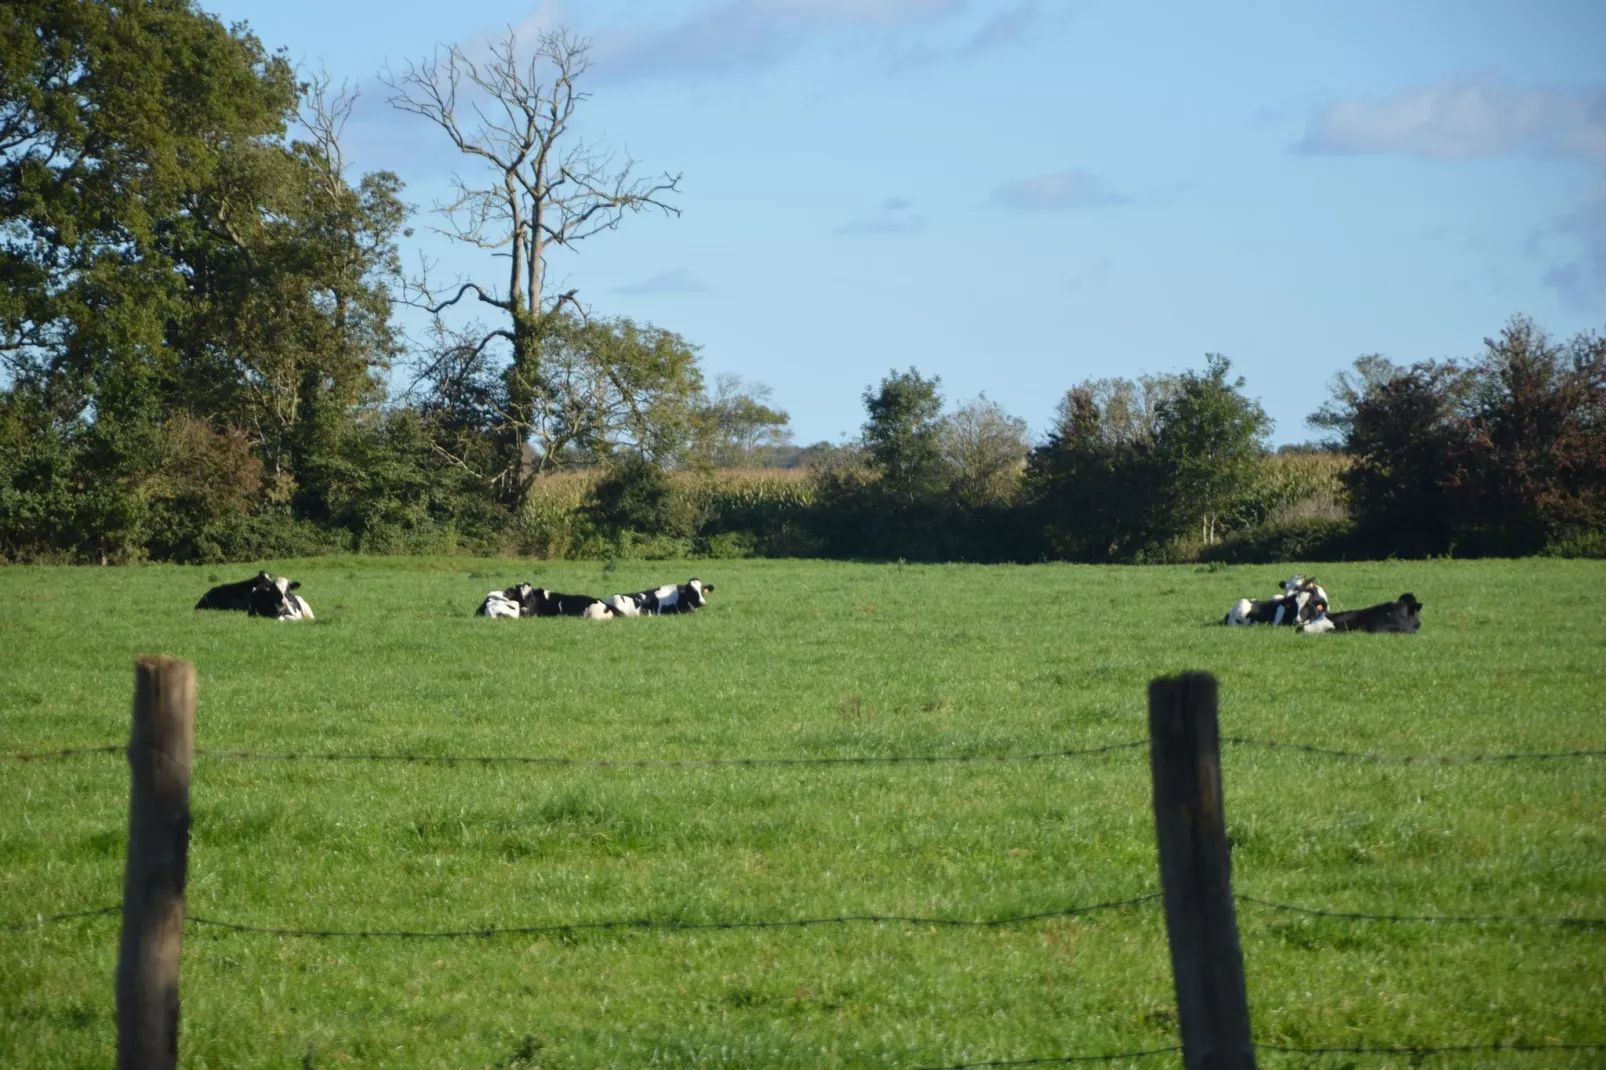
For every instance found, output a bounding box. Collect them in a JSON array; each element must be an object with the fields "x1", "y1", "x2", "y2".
[
  {"x1": 1300, "y1": 593, "x2": 1422, "y2": 634},
  {"x1": 605, "y1": 578, "x2": 713, "y2": 617},
  {"x1": 526, "y1": 588, "x2": 614, "y2": 620},
  {"x1": 478, "y1": 584, "x2": 531, "y2": 619},
  {"x1": 1223, "y1": 574, "x2": 1327, "y2": 627},
  {"x1": 195, "y1": 571, "x2": 306, "y2": 620},
  {"x1": 273, "y1": 575, "x2": 314, "y2": 621}
]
